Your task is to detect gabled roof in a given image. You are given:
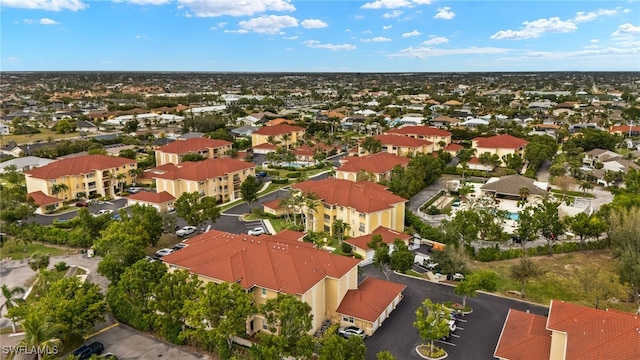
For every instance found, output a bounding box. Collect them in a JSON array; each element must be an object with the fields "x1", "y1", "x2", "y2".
[
  {"x1": 265, "y1": 118, "x2": 293, "y2": 126},
  {"x1": 25, "y1": 155, "x2": 135, "y2": 179},
  {"x1": 335, "y1": 277, "x2": 406, "y2": 322},
  {"x1": 338, "y1": 152, "x2": 409, "y2": 174},
  {"x1": 126, "y1": 191, "x2": 175, "y2": 204},
  {"x1": 292, "y1": 178, "x2": 407, "y2": 213},
  {"x1": 155, "y1": 137, "x2": 232, "y2": 155},
  {"x1": 162, "y1": 230, "x2": 361, "y2": 295},
  {"x1": 387, "y1": 125, "x2": 451, "y2": 137},
  {"x1": 609, "y1": 125, "x2": 640, "y2": 134},
  {"x1": 27, "y1": 191, "x2": 62, "y2": 206},
  {"x1": 444, "y1": 143, "x2": 463, "y2": 152},
  {"x1": 152, "y1": 158, "x2": 255, "y2": 181},
  {"x1": 547, "y1": 300, "x2": 640, "y2": 360},
  {"x1": 494, "y1": 309, "x2": 552, "y2": 360},
  {"x1": 293, "y1": 143, "x2": 335, "y2": 157},
  {"x1": 253, "y1": 143, "x2": 277, "y2": 150},
  {"x1": 253, "y1": 124, "x2": 305, "y2": 136},
  {"x1": 372, "y1": 134, "x2": 432, "y2": 147},
  {"x1": 344, "y1": 227, "x2": 411, "y2": 251},
  {"x1": 473, "y1": 134, "x2": 529, "y2": 149}
]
